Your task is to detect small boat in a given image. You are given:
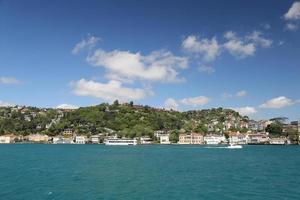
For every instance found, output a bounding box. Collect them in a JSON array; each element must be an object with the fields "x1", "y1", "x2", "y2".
[{"x1": 227, "y1": 143, "x2": 243, "y2": 149}]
